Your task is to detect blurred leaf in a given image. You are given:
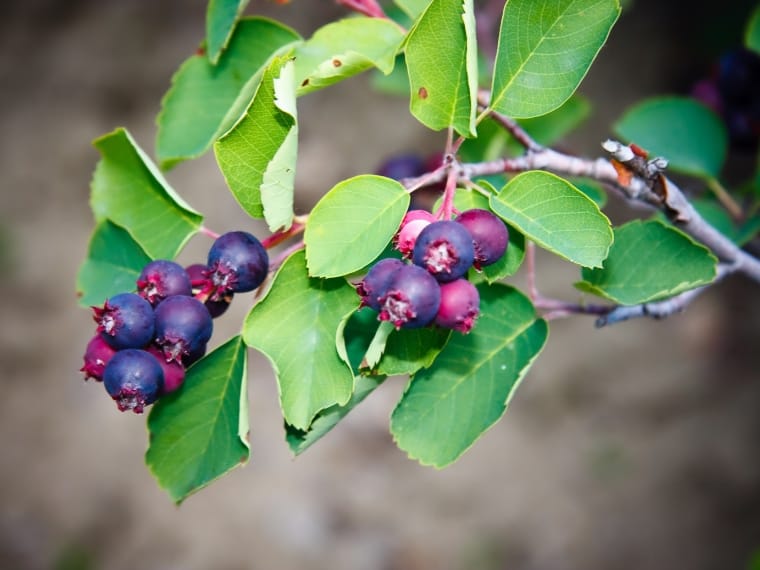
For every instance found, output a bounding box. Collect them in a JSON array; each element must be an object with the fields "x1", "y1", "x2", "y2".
[
  {"x1": 404, "y1": 0, "x2": 478, "y2": 137},
  {"x1": 156, "y1": 18, "x2": 301, "y2": 168},
  {"x1": 572, "y1": 179, "x2": 607, "y2": 208},
  {"x1": 490, "y1": 0, "x2": 620, "y2": 118},
  {"x1": 614, "y1": 96, "x2": 728, "y2": 178},
  {"x1": 146, "y1": 336, "x2": 249, "y2": 504},
  {"x1": 244, "y1": 251, "x2": 357, "y2": 430},
  {"x1": 215, "y1": 56, "x2": 297, "y2": 231},
  {"x1": 371, "y1": 54, "x2": 410, "y2": 96},
  {"x1": 294, "y1": 17, "x2": 404, "y2": 95},
  {"x1": 305, "y1": 175, "x2": 409, "y2": 277},
  {"x1": 206, "y1": 0, "x2": 249, "y2": 64},
  {"x1": 391, "y1": 284, "x2": 548, "y2": 467},
  {"x1": 746, "y1": 5, "x2": 760, "y2": 54},
  {"x1": 394, "y1": 0, "x2": 431, "y2": 20},
  {"x1": 690, "y1": 198, "x2": 760, "y2": 246},
  {"x1": 490, "y1": 171, "x2": 613, "y2": 267},
  {"x1": 76, "y1": 221, "x2": 151, "y2": 307},
  {"x1": 576, "y1": 219, "x2": 717, "y2": 304},
  {"x1": 90, "y1": 128, "x2": 202, "y2": 259}
]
